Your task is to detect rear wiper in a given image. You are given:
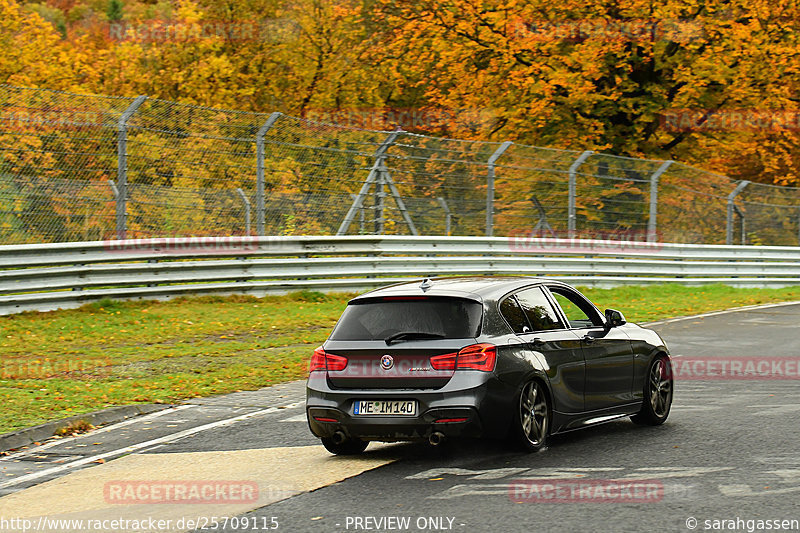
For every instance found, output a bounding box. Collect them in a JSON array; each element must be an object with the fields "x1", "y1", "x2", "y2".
[{"x1": 384, "y1": 331, "x2": 446, "y2": 345}]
